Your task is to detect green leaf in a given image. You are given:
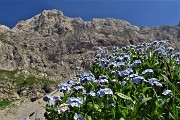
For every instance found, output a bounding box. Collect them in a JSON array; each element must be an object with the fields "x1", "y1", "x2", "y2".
[
  {"x1": 85, "y1": 115, "x2": 92, "y2": 120},
  {"x1": 116, "y1": 92, "x2": 133, "y2": 102},
  {"x1": 169, "y1": 112, "x2": 175, "y2": 119},
  {"x1": 139, "y1": 97, "x2": 152, "y2": 106},
  {"x1": 119, "y1": 117, "x2": 125, "y2": 120},
  {"x1": 142, "y1": 87, "x2": 152, "y2": 93},
  {"x1": 162, "y1": 74, "x2": 180, "y2": 94},
  {"x1": 94, "y1": 104, "x2": 99, "y2": 110},
  {"x1": 113, "y1": 95, "x2": 117, "y2": 101},
  {"x1": 93, "y1": 104, "x2": 101, "y2": 112}
]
